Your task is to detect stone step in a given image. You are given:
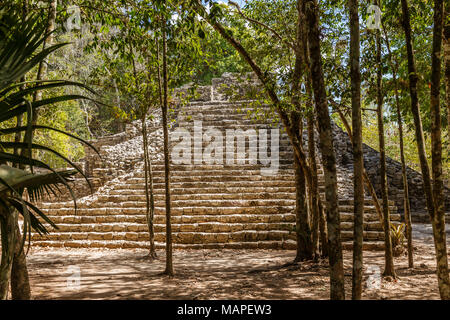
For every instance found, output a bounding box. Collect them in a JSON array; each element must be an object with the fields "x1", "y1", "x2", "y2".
[
  {"x1": 37, "y1": 222, "x2": 296, "y2": 234},
  {"x1": 40, "y1": 205, "x2": 296, "y2": 216},
  {"x1": 102, "y1": 198, "x2": 296, "y2": 208},
  {"x1": 107, "y1": 184, "x2": 327, "y2": 195},
  {"x1": 36, "y1": 219, "x2": 394, "y2": 234},
  {"x1": 40, "y1": 198, "x2": 398, "y2": 215},
  {"x1": 338, "y1": 199, "x2": 396, "y2": 206},
  {"x1": 30, "y1": 239, "x2": 296, "y2": 250},
  {"x1": 176, "y1": 115, "x2": 282, "y2": 121},
  {"x1": 39, "y1": 216, "x2": 400, "y2": 237},
  {"x1": 177, "y1": 113, "x2": 278, "y2": 121},
  {"x1": 149, "y1": 163, "x2": 298, "y2": 170},
  {"x1": 31, "y1": 230, "x2": 297, "y2": 243},
  {"x1": 170, "y1": 129, "x2": 291, "y2": 138},
  {"x1": 94, "y1": 193, "x2": 297, "y2": 202},
  {"x1": 129, "y1": 174, "x2": 297, "y2": 184},
  {"x1": 108, "y1": 186, "x2": 297, "y2": 195},
  {"x1": 31, "y1": 228, "x2": 386, "y2": 246},
  {"x1": 338, "y1": 205, "x2": 398, "y2": 214},
  {"x1": 181, "y1": 107, "x2": 274, "y2": 114},
  {"x1": 175, "y1": 122, "x2": 289, "y2": 130},
  {"x1": 148, "y1": 164, "x2": 296, "y2": 172},
  {"x1": 137, "y1": 168, "x2": 325, "y2": 177},
  {"x1": 340, "y1": 212, "x2": 401, "y2": 222},
  {"x1": 42, "y1": 201, "x2": 390, "y2": 220},
  {"x1": 38, "y1": 210, "x2": 396, "y2": 224},
  {"x1": 39, "y1": 213, "x2": 298, "y2": 225},
  {"x1": 121, "y1": 180, "x2": 298, "y2": 189},
  {"x1": 32, "y1": 227, "x2": 385, "y2": 243},
  {"x1": 105, "y1": 192, "x2": 297, "y2": 201},
  {"x1": 342, "y1": 241, "x2": 385, "y2": 251}
]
